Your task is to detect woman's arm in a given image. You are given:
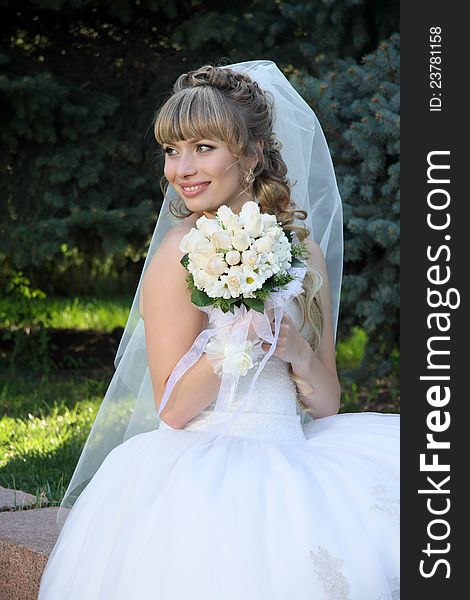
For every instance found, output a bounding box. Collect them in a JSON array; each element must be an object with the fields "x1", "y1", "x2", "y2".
[
  {"x1": 290, "y1": 238, "x2": 341, "y2": 417},
  {"x1": 260, "y1": 238, "x2": 341, "y2": 418},
  {"x1": 141, "y1": 224, "x2": 222, "y2": 429}
]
